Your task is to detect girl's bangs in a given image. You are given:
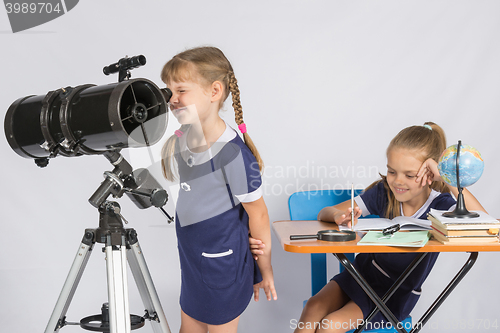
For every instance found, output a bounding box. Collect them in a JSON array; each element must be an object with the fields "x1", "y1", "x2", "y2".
[{"x1": 162, "y1": 58, "x2": 196, "y2": 84}]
